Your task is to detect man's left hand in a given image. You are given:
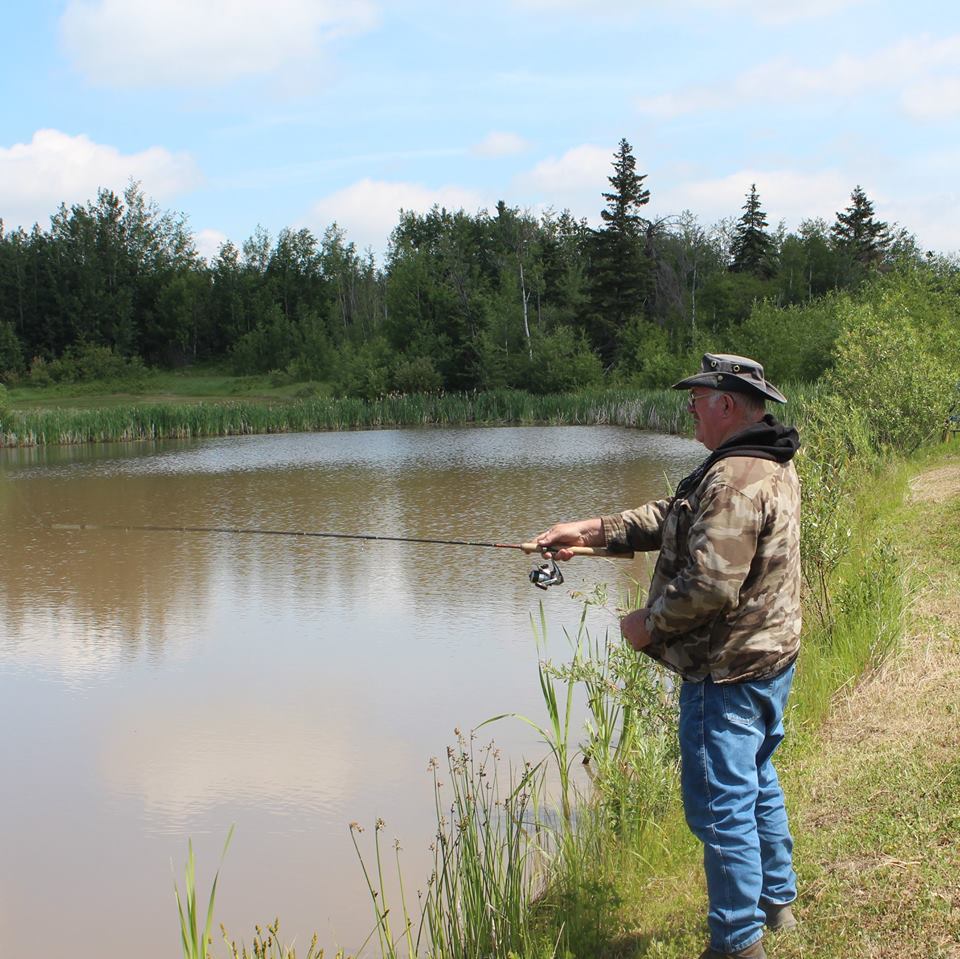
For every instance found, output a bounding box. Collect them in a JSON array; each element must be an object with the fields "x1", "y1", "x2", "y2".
[{"x1": 621, "y1": 608, "x2": 653, "y2": 651}]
